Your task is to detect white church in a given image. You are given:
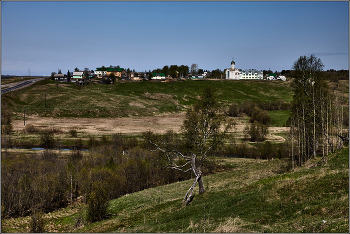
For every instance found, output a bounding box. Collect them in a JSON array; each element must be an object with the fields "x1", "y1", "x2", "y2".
[{"x1": 225, "y1": 60, "x2": 263, "y2": 80}]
